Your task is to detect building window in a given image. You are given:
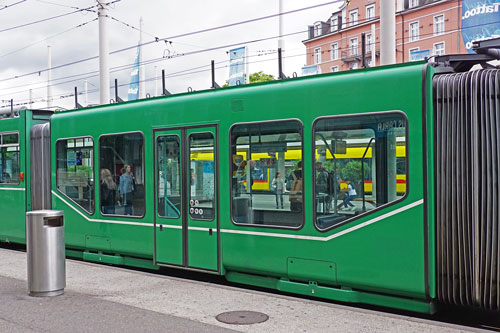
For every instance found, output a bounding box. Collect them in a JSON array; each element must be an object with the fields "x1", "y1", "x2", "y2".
[
  {"x1": 331, "y1": 66, "x2": 339, "y2": 72},
  {"x1": 56, "y1": 137, "x2": 94, "y2": 213},
  {"x1": 409, "y1": 21, "x2": 419, "y2": 42},
  {"x1": 313, "y1": 112, "x2": 407, "y2": 230},
  {"x1": 0, "y1": 132, "x2": 20, "y2": 184},
  {"x1": 314, "y1": 48, "x2": 321, "y2": 64},
  {"x1": 99, "y1": 132, "x2": 144, "y2": 217},
  {"x1": 434, "y1": 14, "x2": 444, "y2": 36},
  {"x1": 434, "y1": 42, "x2": 445, "y2": 56},
  {"x1": 157, "y1": 135, "x2": 181, "y2": 218},
  {"x1": 349, "y1": 38, "x2": 358, "y2": 56},
  {"x1": 331, "y1": 43, "x2": 338, "y2": 60},
  {"x1": 365, "y1": 33, "x2": 373, "y2": 51},
  {"x1": 409, "y1": 0, "x2": 419, "y2": 8},
  {"x1": 366, "y1": 4, "x2": 375, "y2": 20},
  {"x1": 349, "y1": 61, "x2": 359, "y2": 70},
  {"x1": 331, "y1": 16, "x2": 338, "y2": 32},
  {"x1": 230, "y1": 120, "x2": 303, "y2": 228},
  {"x1": 314, "y1": 22, "x2": 321, "y2": 37},
  {"x1": 349, "y1": 9, "x2": 358, "y2": 26},
  {"x1": 409, "y1": 47, "x2": 420, "y2": 61}
]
